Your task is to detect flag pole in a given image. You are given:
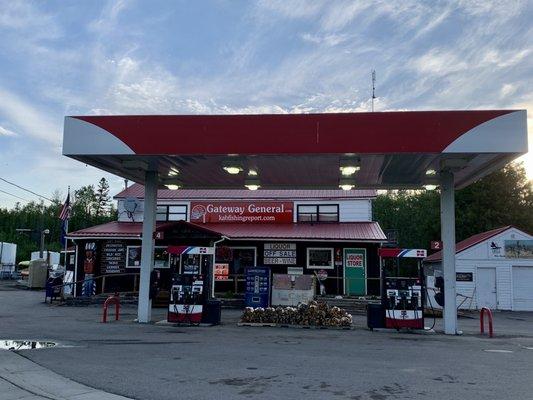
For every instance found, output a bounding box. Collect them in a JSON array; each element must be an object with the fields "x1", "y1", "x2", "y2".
[{"x1": 63, "y1": 186, "x2": 70, "y2": 266}]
